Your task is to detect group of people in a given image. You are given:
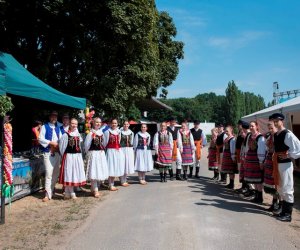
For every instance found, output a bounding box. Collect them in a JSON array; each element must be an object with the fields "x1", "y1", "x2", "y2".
[
  {"x1": 38, "y1": 112, "x2": 208, "y2": 201},
  {"x1": 207, "y1": 113, "x2": 300, "y2": 222}
]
